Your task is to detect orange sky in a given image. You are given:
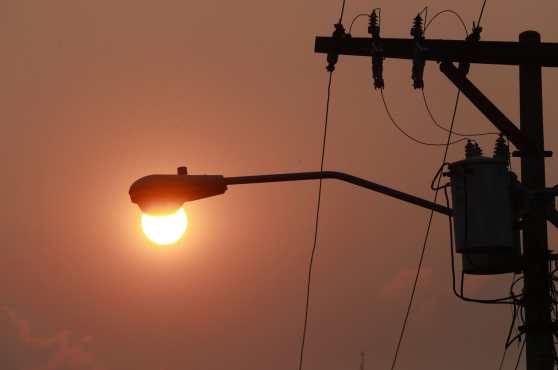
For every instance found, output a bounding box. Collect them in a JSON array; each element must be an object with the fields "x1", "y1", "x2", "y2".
[{"x1": 2, "y1": 1, "x2": 558, "y2": 369}]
